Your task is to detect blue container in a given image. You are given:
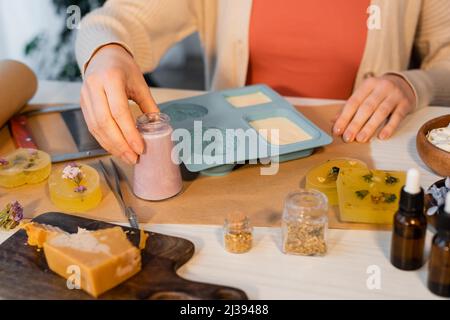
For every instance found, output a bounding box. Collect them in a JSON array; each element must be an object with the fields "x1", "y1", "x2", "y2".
[{"x1": 159, "y1": 84, "x2": 332, "y2": 175}]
